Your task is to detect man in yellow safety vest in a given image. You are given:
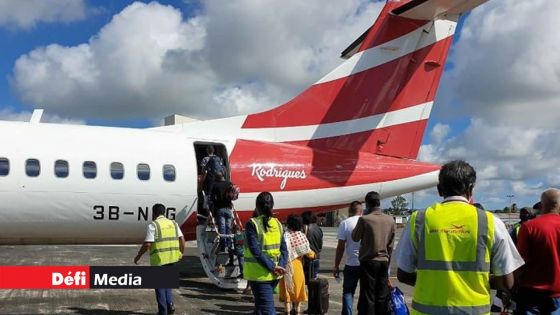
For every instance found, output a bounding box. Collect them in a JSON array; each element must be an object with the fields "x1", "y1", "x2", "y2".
[
  {"x1": 396, "y1": 160, "x2": 525, "y2": 315},
  {"x1": 135, "y1": 203, "x2": 185, "y2": 315}
]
